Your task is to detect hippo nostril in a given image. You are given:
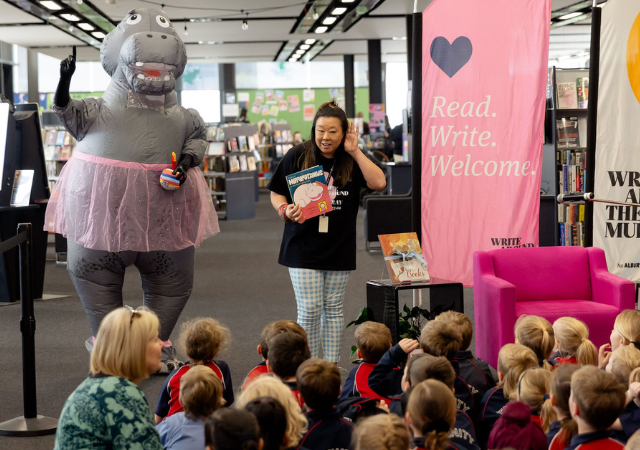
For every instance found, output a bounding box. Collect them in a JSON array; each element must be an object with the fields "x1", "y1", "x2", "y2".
[
  {"x1": 161, "y1": 35, "x2": 167, "y2": 39},
  {"x1": 146, "y1": 34, "x2": 153, "y2": 38}
]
